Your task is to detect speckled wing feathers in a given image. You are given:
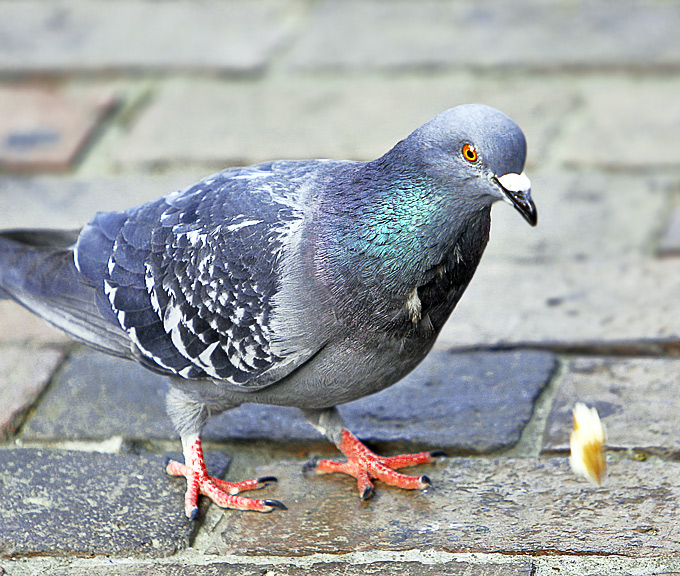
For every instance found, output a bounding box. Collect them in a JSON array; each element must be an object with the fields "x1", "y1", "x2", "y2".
[{"x1": 75, "y1": 163, "x2": 323, "y2": 389}]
